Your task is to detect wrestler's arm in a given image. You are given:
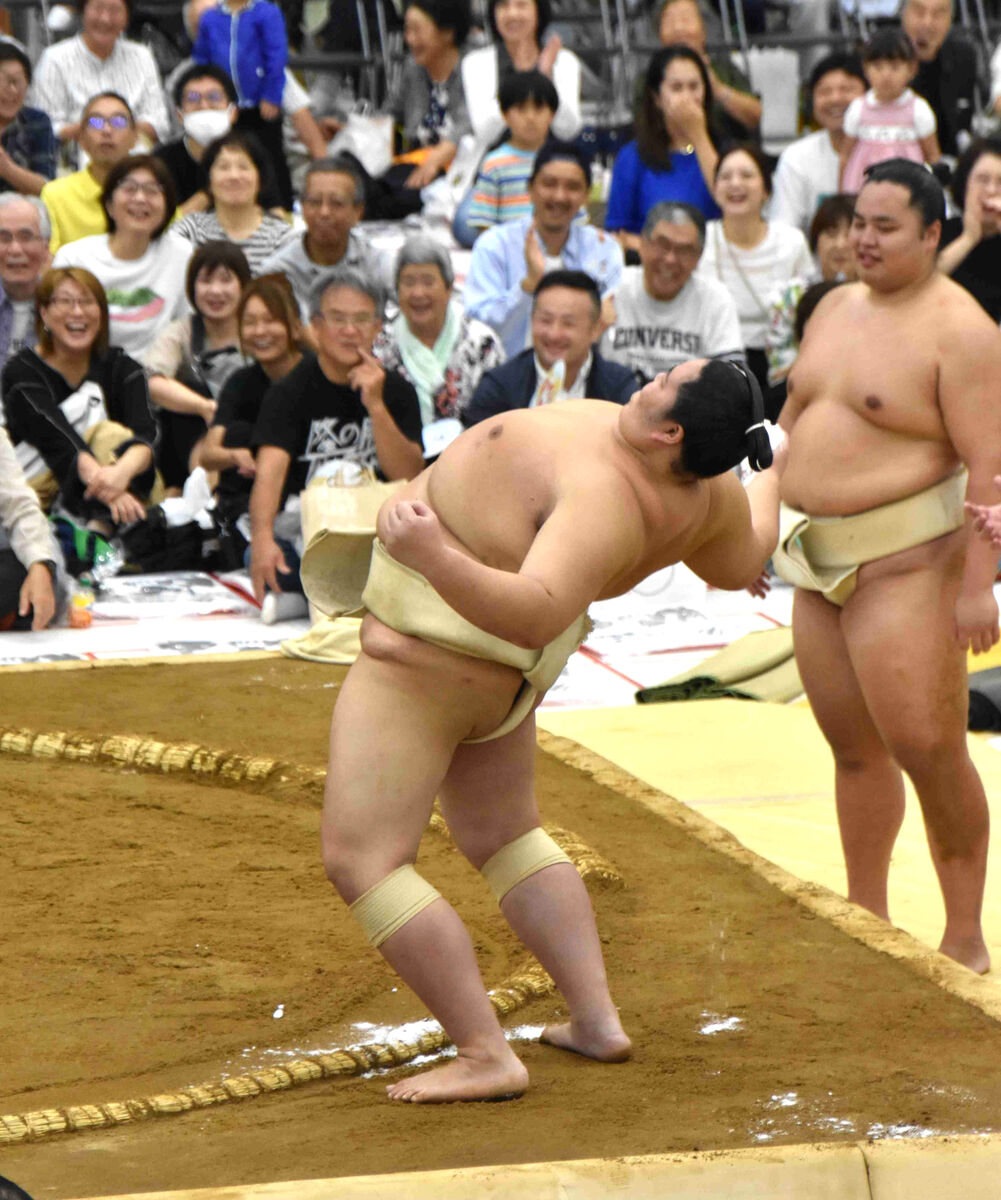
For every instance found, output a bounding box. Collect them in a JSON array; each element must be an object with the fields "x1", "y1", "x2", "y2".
[
  {"x1": 382, "y1": 486, "x2": 643, "y2": 649},
  {"x1": 940, "y1": 318, "x2": 1001, "y2": 653},
  {"x1": 683, "y1": 469, "x2": 781, "y2": 591}
]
